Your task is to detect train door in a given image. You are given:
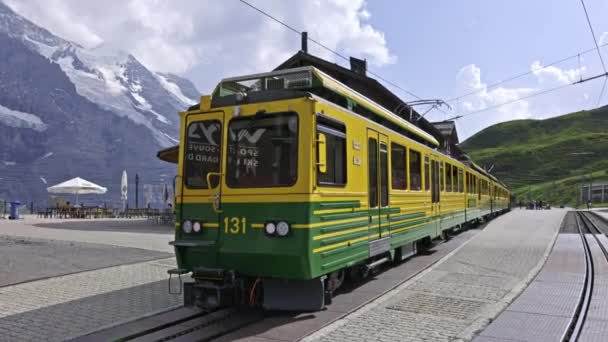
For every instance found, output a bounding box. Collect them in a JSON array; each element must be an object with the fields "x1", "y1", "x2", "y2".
[
  {"x1": 182, "y1": 111, "x2": 225, "y2": 243},
  {"x1": 367, "y1": 130, "x2": 390, "y2": 256},
  {"x1": 430, "y1": 157, "x2": 441, "y2": 236}
]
